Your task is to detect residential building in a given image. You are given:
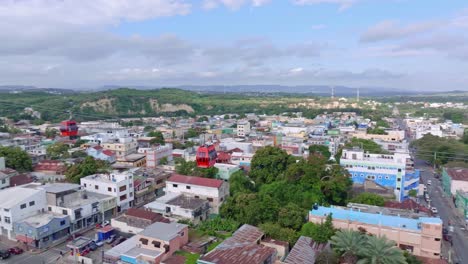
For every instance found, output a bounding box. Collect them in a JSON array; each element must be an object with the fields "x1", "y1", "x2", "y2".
[
  {"x1": 111, "y1": 208, "x2": 169, "y2": 234},
  {"x1": 81, "y1": 172, "x2": 134, "y2": 211},
  {"x1": 143, "y1": 144, "x2": 173, "y2": 168},
  {"x1": 340, "y1": 148, "x2": 419, "y2": 201},
  {"x1": 34, "y1": 160, "x2": 67, "y2": 175},
  {"x1": 165, "y1": 174, "x2": 229, "y2": 214},
  {"x1": 237, "y1": 121, "x2": 251, "y2": 137},
  {"x1": 442, "y1": 167, "x2": 468, "y2": 196},
  {"x1": 0, "y1": 167, "x2": 18, "y2": 189},
  {"x1": 352, "y1": 130, "x2": 405, "y2": 142},
  {"x1": 0, "y1": 186, "x2": 47, "y2": 240},
  {"x1": 102, "y1": 137, "x2": 138, "y2": 158},
  {"x1": 144, "y1": 193, "x2": 210, "y2": 224},
  {"x1": 14, "y1": 212, "x2": 70, "y2": 249},
  {"x1": 104, "y1": 221, "x2": 188, "y2": 264},
  {"x1": 283, "y1": 236, "x2": 330, "y2": 264},
  {"x1": 214, "y1": 163, "x2": 240, "y2": 181},
  {"x1": 40, "y1": 183, "x2": 117, "y2": 233},
  {"x1": 309, "y1": 205, "x2": 442, "y2": 259},
  {"x1": 198, "y1": 224, "x2": 277, "y2": 264},
  {"x1": 230, "y1": 152, "x2": 254, "y2": 168},
  {"x1": 86, "y1": 145, "x2": 116, "y2": 163}
]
